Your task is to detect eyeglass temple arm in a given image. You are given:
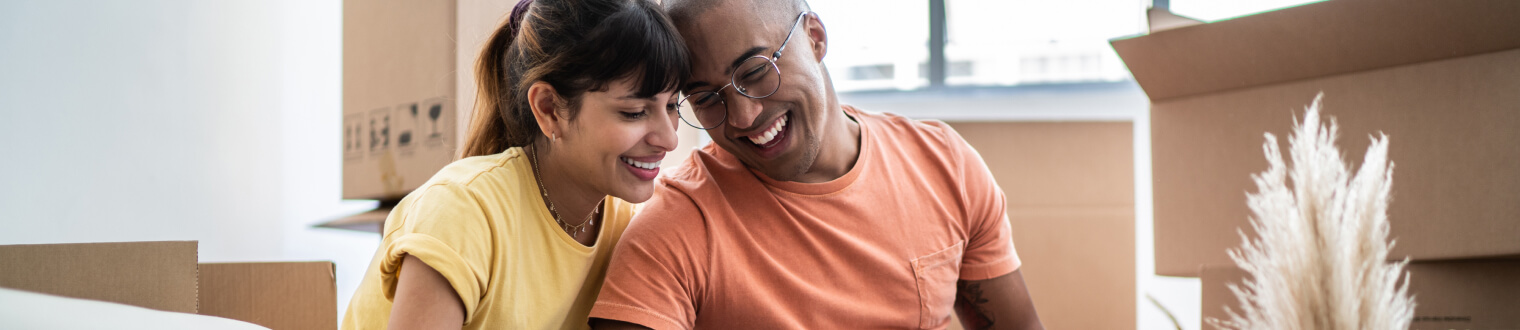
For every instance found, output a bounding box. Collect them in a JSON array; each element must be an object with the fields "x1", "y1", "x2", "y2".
[{"x1": 772, "y1": 11, "x2": 810, "y2": 59}]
